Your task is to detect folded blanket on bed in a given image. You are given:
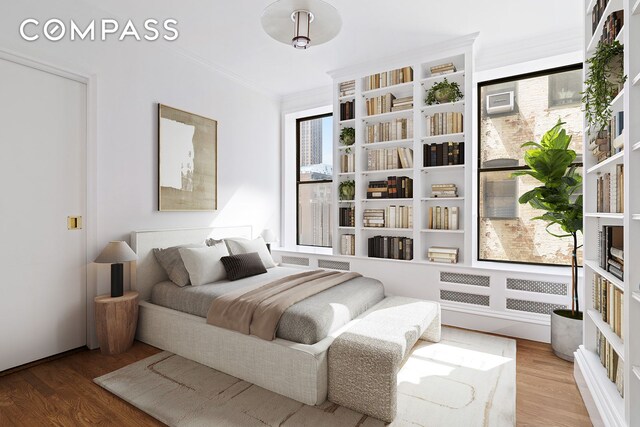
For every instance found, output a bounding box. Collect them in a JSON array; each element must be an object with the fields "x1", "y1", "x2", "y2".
[{"x1": 207, "y1": 269, "x2": 362, "y2": 340}]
